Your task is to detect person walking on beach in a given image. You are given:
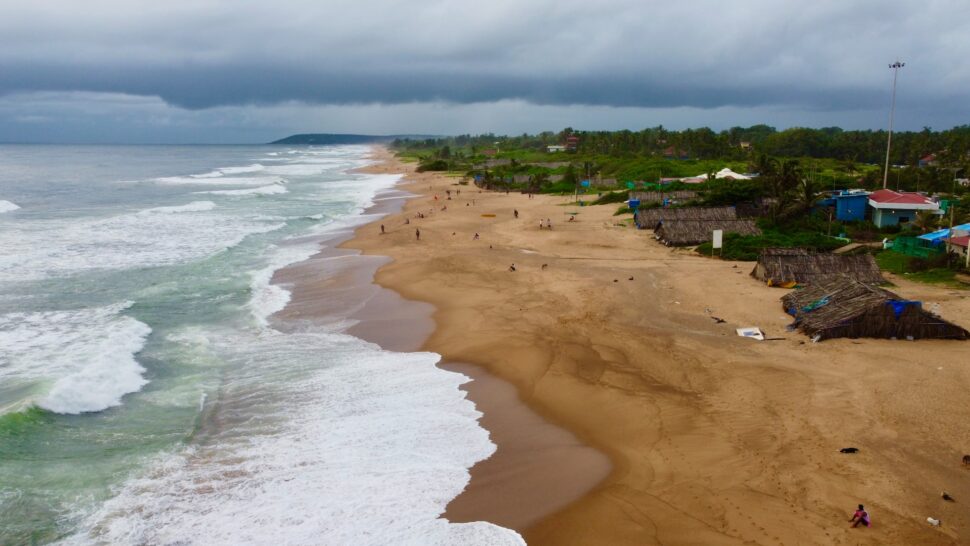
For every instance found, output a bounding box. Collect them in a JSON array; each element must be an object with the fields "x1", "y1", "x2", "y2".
[
  {"x1": 415, "y1": 228, "x2": 421, "y2": 241},
  {"x1": 514, "y1": 209, "x2": 519, "y2": 219},
  {"x1": 849, "y1": 504, "x2": 870, "y2": 528},
  {"x1": 473, "y1": 233, "x2": 479, "y2": 240},
  {"x1": 546, "y1": 218, "x2": 552, "y2": 230},
  {"x1": 538, "y1": 219, "x2": 544, "y2": 230},
  {"x1": 380, "y1": 224, "x2": 385, "y2": 234},
  {"x1": 508, "y1": 263, "x2": 516, "y2": 272}
]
